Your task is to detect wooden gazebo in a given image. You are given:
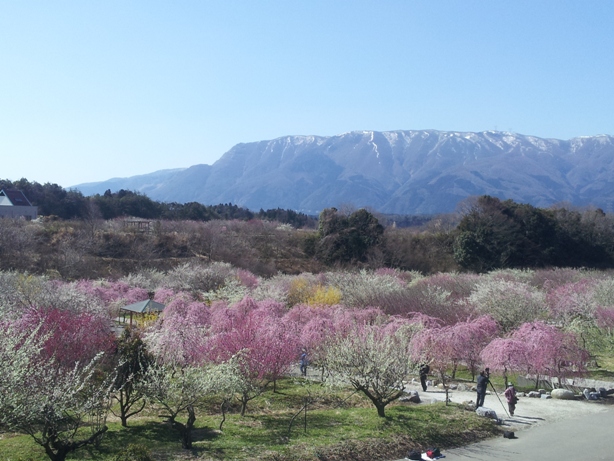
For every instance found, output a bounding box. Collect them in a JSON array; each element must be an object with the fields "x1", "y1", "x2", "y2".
[{"x1": 119, "y1": 298, "x2": 166, "y2": 326}]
